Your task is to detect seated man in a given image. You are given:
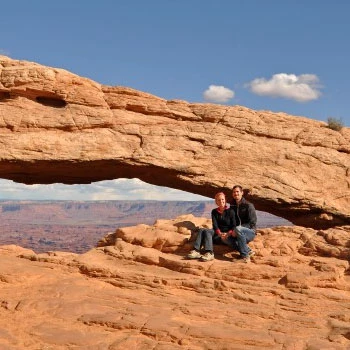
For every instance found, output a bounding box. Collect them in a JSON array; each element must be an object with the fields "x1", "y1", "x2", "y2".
[
  {"x1": 224, "y1": 185, "x2": 257, "y2": 263},
  {"x1": 187, "y1": 192, "x2": 236, "y2": 261}
]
